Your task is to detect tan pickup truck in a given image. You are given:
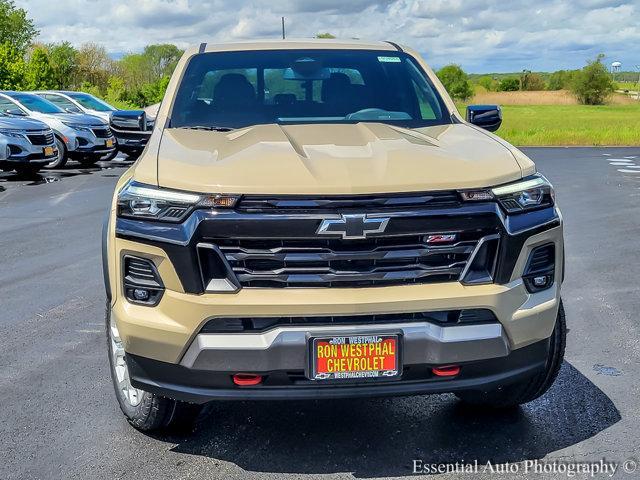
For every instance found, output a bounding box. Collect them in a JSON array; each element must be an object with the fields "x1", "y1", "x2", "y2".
[{"x1": 103, "y1": 39, "x2": 565, "y2": 432}]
